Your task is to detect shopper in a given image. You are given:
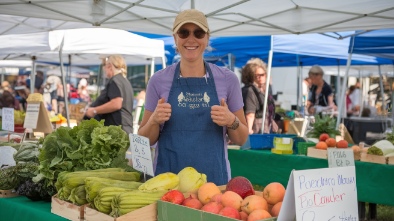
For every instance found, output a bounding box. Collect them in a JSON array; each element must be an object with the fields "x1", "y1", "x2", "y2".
[
  {"x1": 306, "y1": 65, "x2": 337, "y2": 115},
  {"x1": 85, "y1": 55, "x2": 134, "y2": 134},
  {"x1": 138, "y1": 9, "x2": 248, "y2": 185}
]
